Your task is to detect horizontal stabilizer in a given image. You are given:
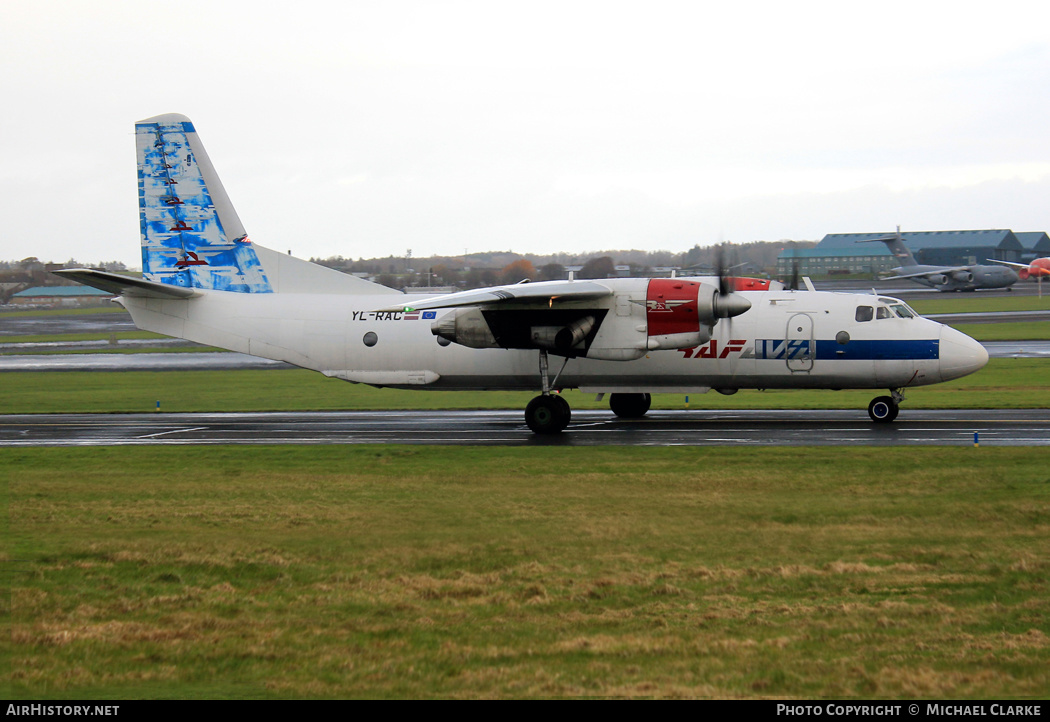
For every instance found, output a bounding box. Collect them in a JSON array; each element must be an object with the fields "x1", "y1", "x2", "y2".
[
  {"x1": 52, "y1": 269, "x2": 200, "y2": 299},
  {"x1": 376, "y1": 280, "x2": 614, "y2": 312}
]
